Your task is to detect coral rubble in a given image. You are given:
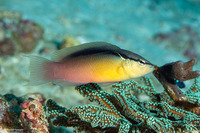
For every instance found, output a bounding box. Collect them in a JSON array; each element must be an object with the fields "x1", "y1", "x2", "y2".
[{"x1": 46, "y1": 59, "x2": 200, "y2": 133}]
